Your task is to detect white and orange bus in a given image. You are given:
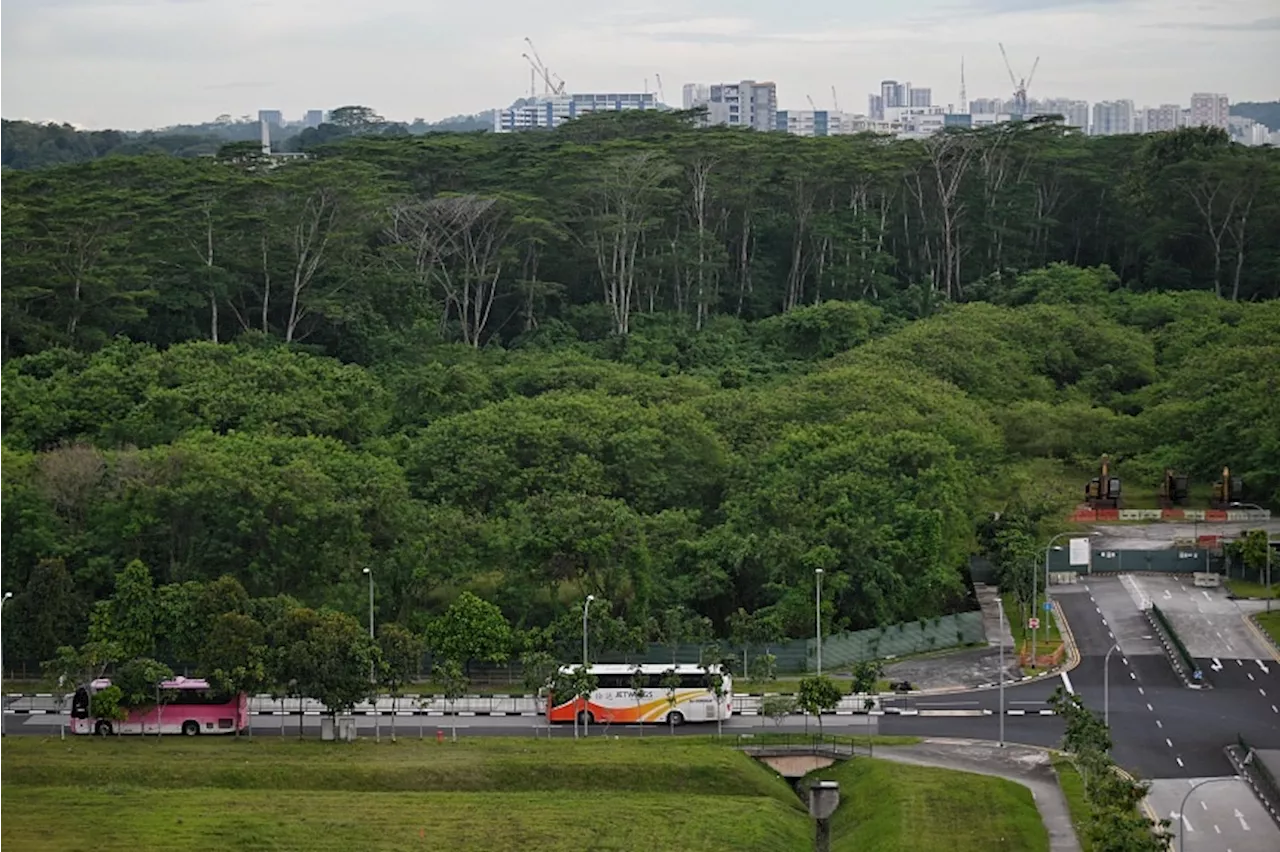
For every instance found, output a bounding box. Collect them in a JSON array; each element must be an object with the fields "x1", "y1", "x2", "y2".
[
  {"x1": 547, "y1": 663, "x2": 732, "y2": 726},
  {"x1": 70, "y1": 676, "x2": 249, "y2": 736}
]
